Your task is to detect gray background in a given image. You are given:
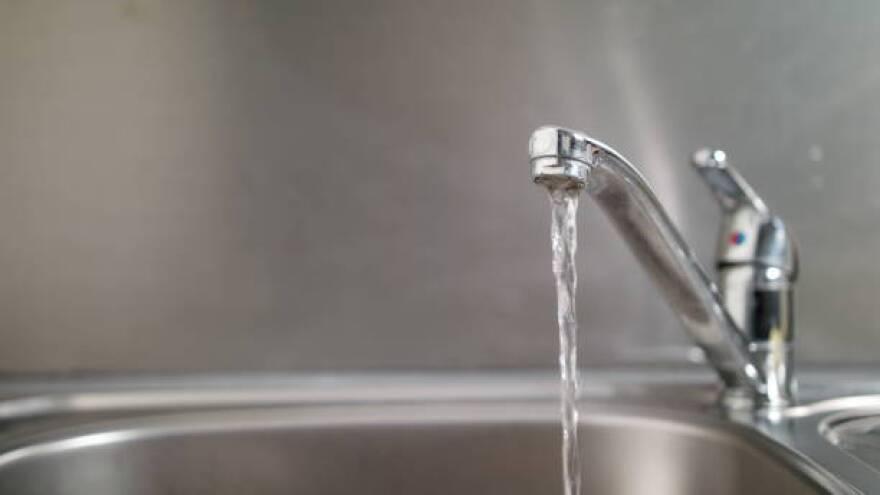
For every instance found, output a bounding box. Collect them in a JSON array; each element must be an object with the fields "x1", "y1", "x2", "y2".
[{"x1": 0, "y1": 0, "x2": 878, "y2": 373}]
